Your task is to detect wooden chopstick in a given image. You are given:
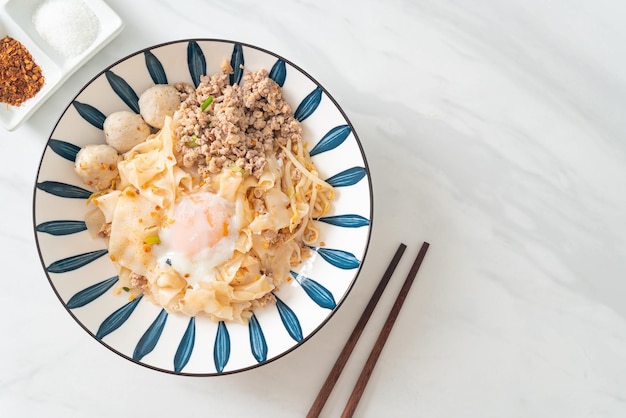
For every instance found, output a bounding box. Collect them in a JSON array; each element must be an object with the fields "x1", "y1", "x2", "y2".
[
  {"x1": 341, "y1": 241, "x2": 430, "y2": 418},
  {"x1": 306, "y1": 243, "x2": 408, "y2": 418}
]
